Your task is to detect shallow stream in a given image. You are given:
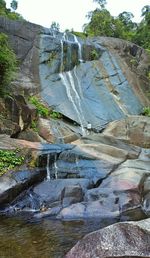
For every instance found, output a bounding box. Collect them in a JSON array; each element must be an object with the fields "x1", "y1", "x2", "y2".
[{"x1": 0, "y1": 215, "x2": 118, "y2": 258}]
